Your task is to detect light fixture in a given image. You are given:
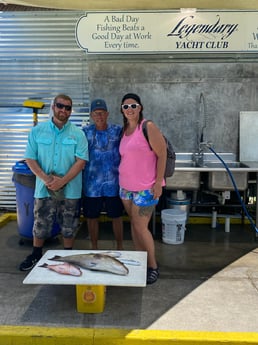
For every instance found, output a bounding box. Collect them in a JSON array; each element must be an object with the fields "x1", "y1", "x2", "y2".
[{"x1": 180, "y1": 8, "x2": 197, "y2": 13}]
